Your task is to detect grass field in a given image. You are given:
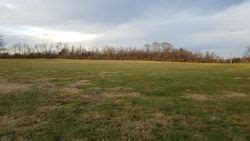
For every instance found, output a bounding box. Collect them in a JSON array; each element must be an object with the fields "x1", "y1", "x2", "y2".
[{"x1": 0, "y1": 59, "x2": 250, "y2": 140}]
